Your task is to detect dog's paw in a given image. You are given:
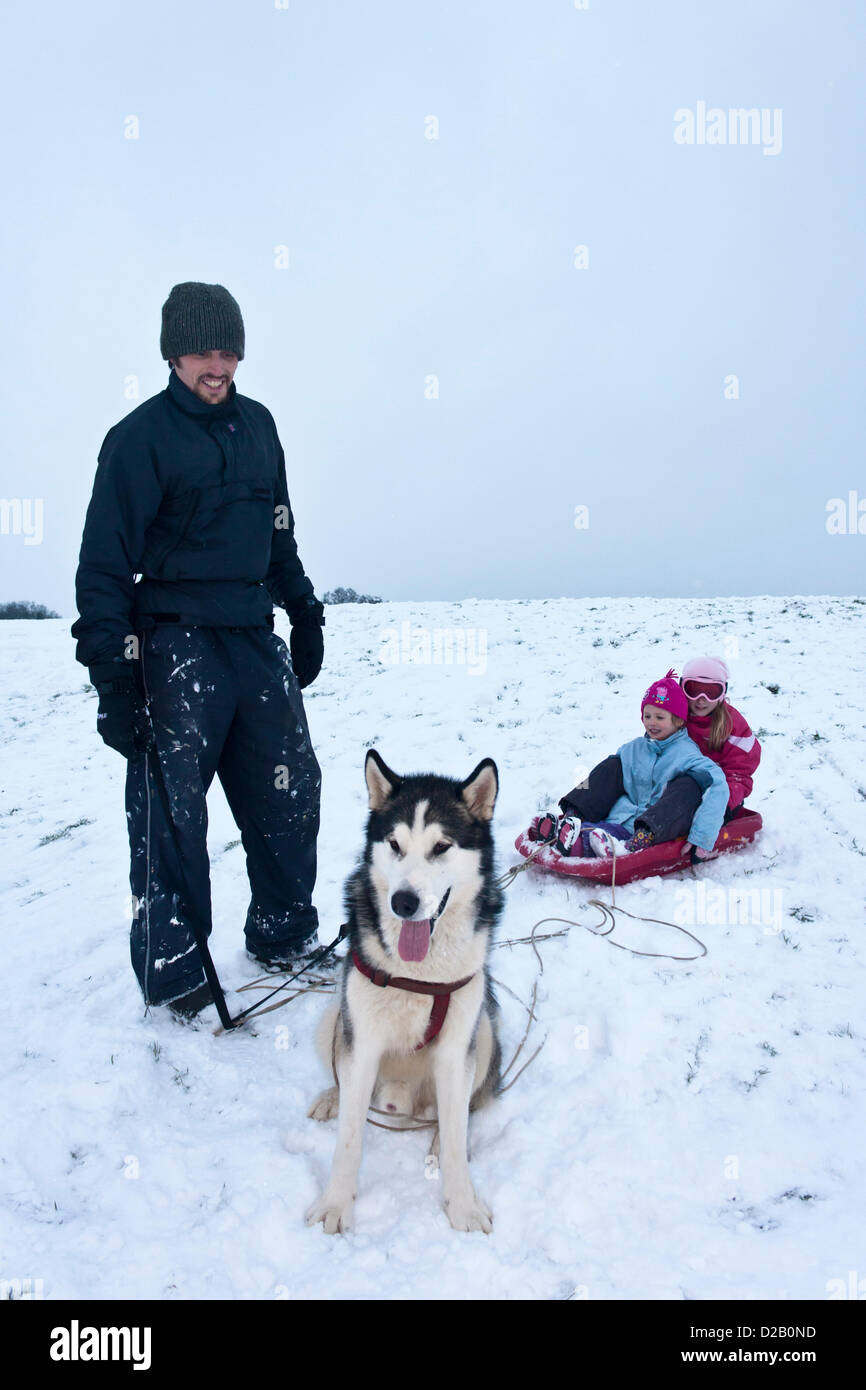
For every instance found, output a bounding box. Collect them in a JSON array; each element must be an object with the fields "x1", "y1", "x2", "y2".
[
  {"x1": 307, "y1": 1086, "x2": 339, "y2": 1122},
  {"x1": 443, "y1": 1188, "x2": 493, "y2": 1234},
  {"x1": 305, "y1": 1191, "x2": 354, "y2": 1235}
]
